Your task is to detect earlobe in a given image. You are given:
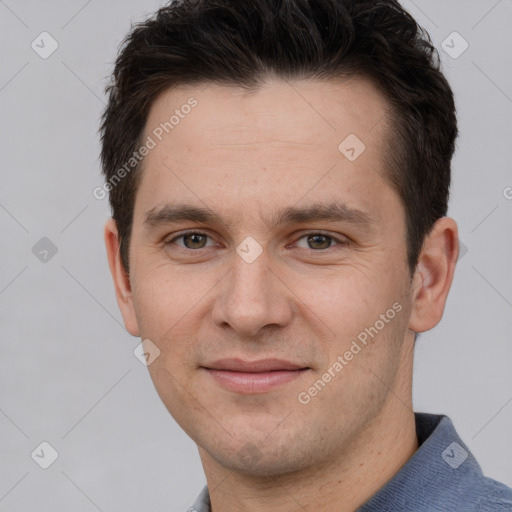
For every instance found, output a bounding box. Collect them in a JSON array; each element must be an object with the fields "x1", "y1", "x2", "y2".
[
  {"x1": 104, "y1": 218, "x2": 140, "y2": 337},
  {"x1": 408, "y1": 217, "x2": 459, "y2": 334}
]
